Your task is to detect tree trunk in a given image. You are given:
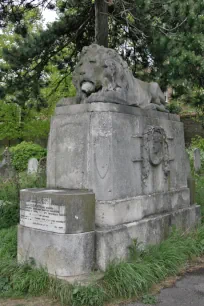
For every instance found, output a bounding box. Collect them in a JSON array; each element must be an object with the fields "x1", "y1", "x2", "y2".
[{"x1": 95, "y1": 0, "x2": 108, "y2": 47}]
